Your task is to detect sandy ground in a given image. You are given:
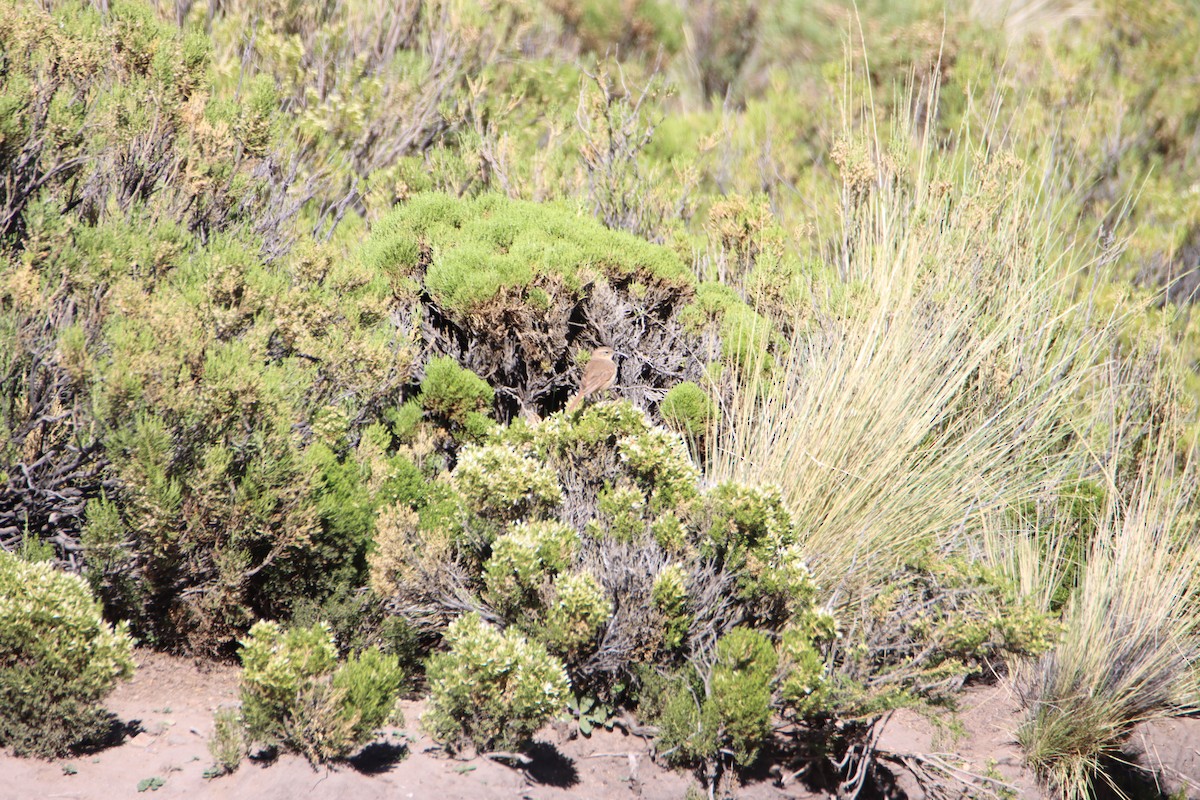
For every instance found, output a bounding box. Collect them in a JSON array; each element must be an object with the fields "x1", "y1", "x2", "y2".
[{"x1": 3, "y1": 649, "x2": 1198, "y2": 800}]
